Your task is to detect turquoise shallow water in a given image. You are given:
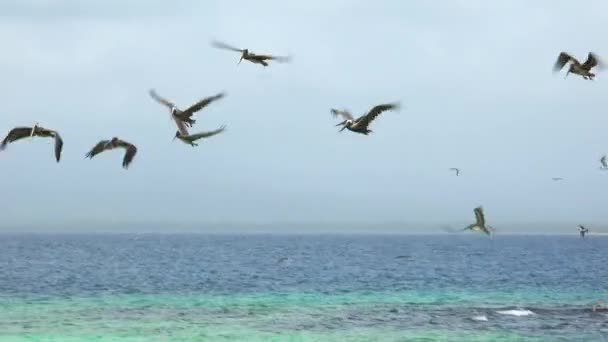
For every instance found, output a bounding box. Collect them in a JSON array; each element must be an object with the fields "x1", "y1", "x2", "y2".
[{"x1": 1, "y1": 234, "x2": 607, "y2": 341}]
